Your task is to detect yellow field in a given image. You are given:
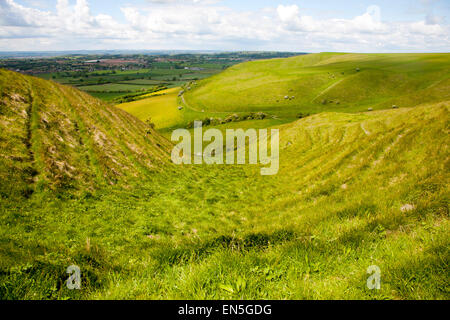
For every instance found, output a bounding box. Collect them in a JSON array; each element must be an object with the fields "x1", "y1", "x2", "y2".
[
  {"x1": 140, "y1": 87, "x2": 181, "y2": 99},
  {"x1": 117, "y1": 87, "x2": 182, "y2": 129}
]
